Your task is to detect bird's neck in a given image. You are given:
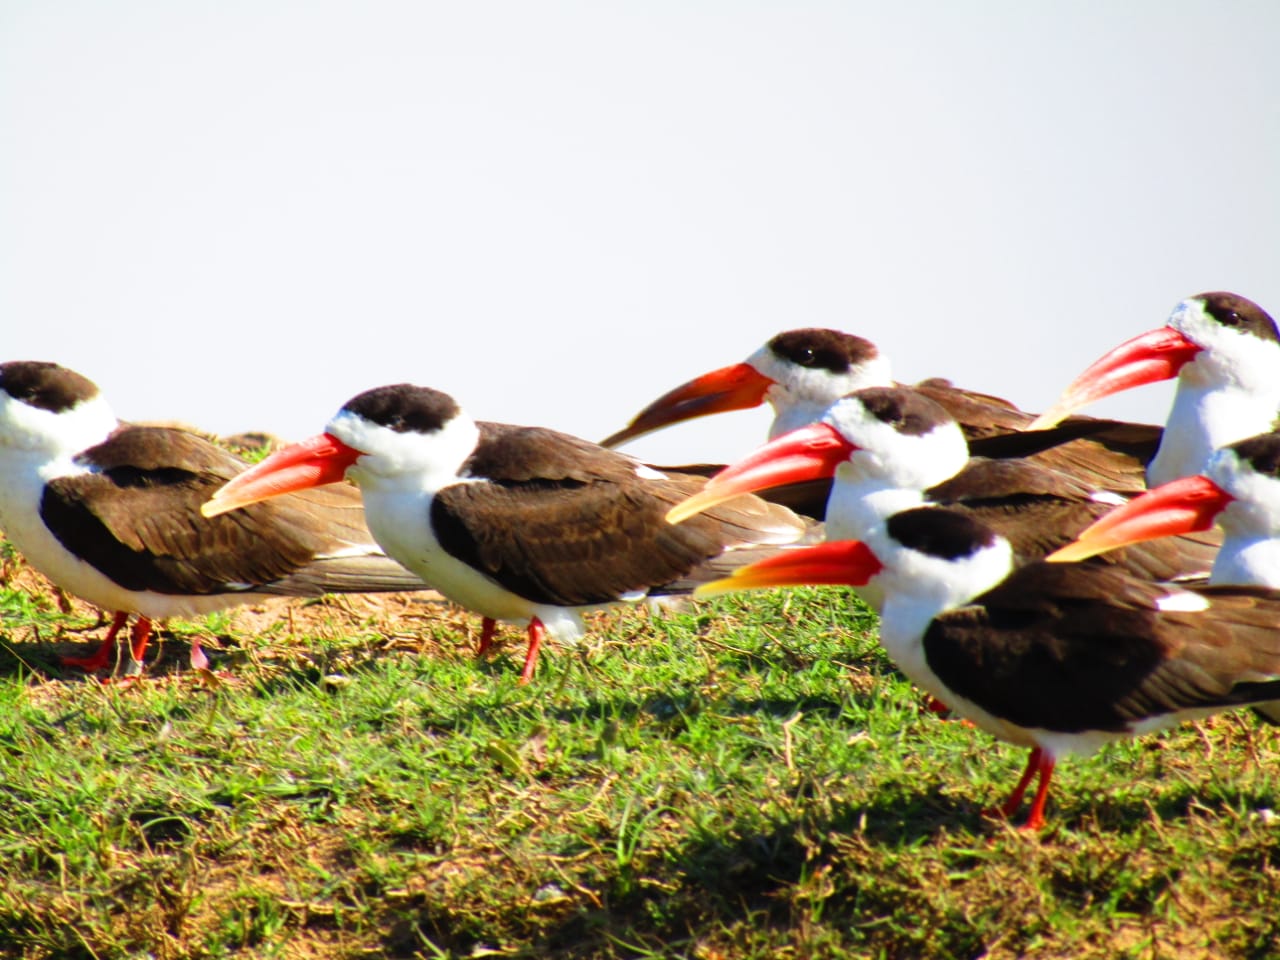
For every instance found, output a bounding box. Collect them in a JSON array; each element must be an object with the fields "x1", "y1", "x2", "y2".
[
  {"x1": 1211, "y1": 536, "x2": 1280, "y2": 589},
  {"x1": 768, "y1": 400, "x2": 835, "y2": 439},
  {"x1": 825, "y1": 480, "x2": 924, "y2": 543},
  {"x1": 1148, "y1": 383, "x2": 1280, "y2": 486}
]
